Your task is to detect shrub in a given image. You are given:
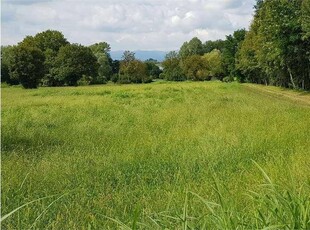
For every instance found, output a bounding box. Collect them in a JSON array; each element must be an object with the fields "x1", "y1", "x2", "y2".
[
  {"x1": 222, "y1": 76, "x2": 234, "y2": 83},
  {"x1": 77, "y1": 75, "x2": 93, "y2": 86}
]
